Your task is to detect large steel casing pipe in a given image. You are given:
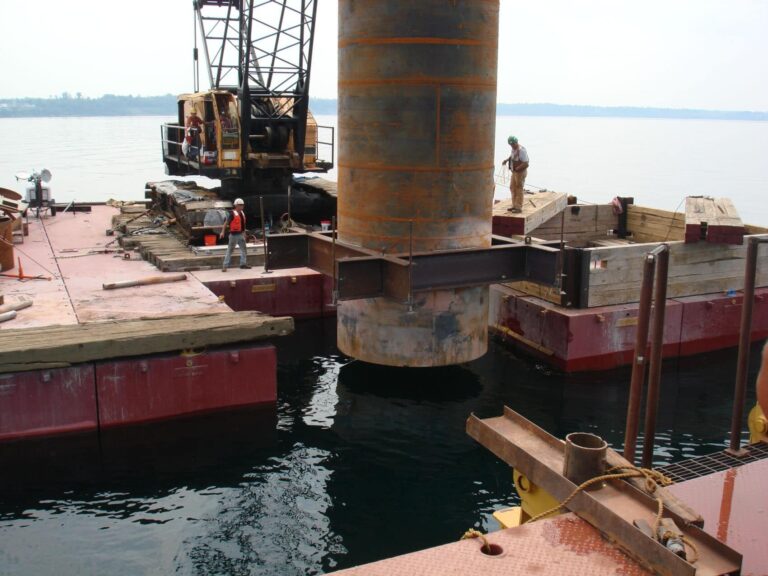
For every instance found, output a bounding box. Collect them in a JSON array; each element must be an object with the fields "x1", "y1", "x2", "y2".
[{"x1": 337, "y1": 0, "x2": 499, "y2": 366}]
